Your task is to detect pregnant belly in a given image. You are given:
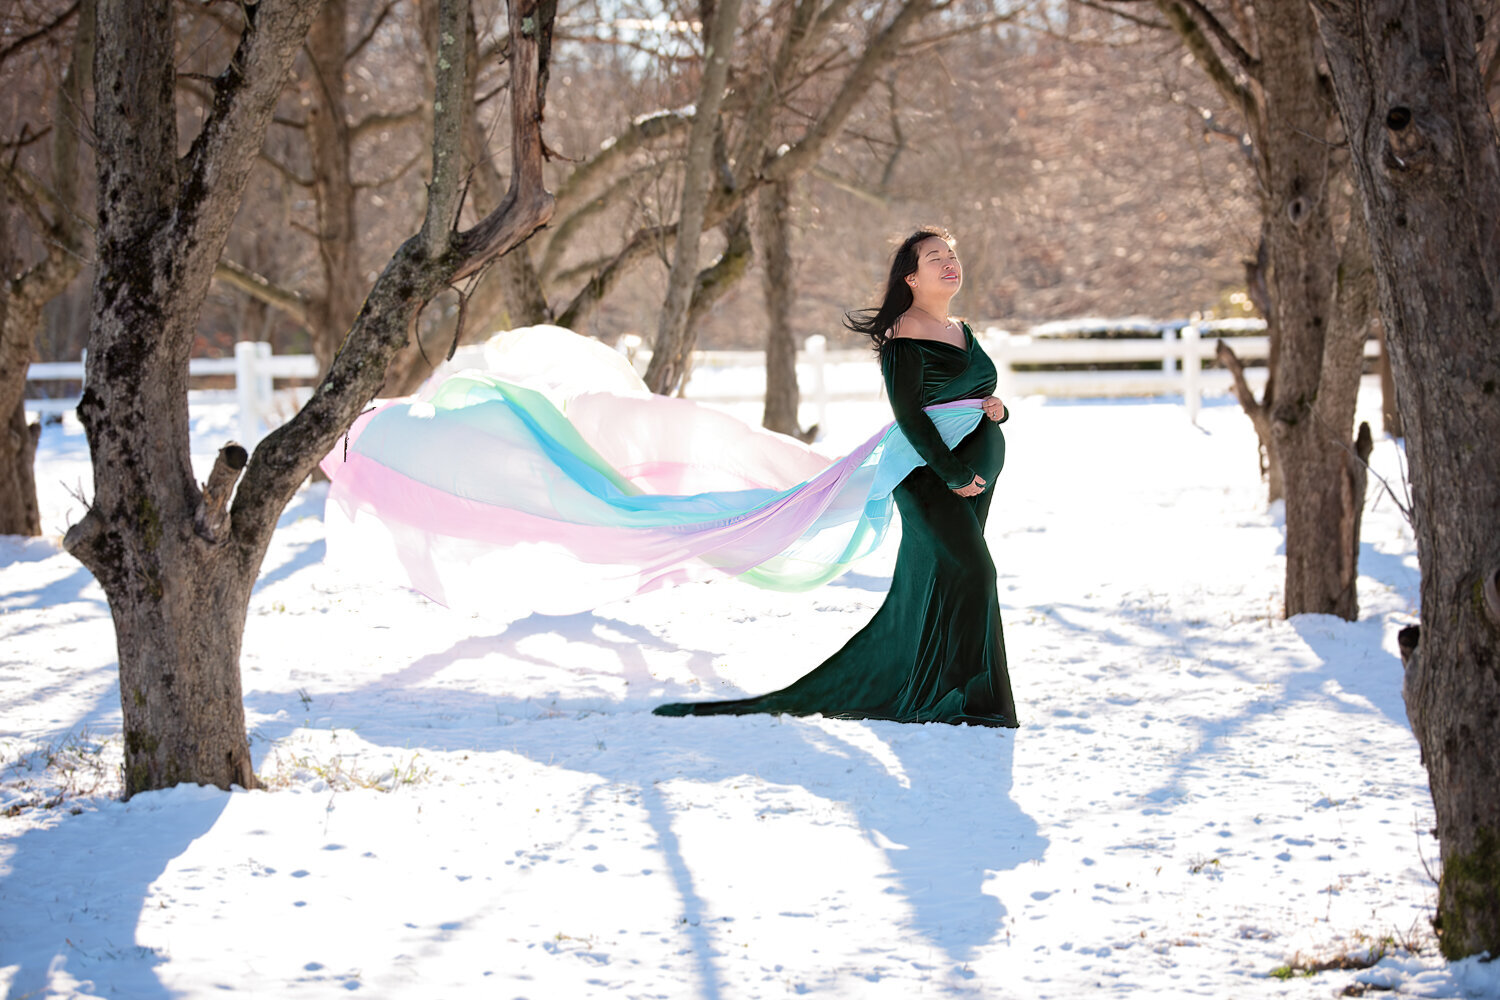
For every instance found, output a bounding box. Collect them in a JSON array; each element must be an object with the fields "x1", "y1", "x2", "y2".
[{"x1": 956, "y1": 419, "x2": 1006, "y2": 481}]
